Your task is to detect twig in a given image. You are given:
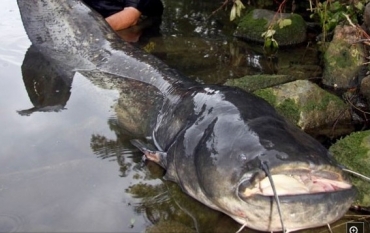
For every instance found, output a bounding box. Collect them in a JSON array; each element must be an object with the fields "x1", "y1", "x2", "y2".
[
  {"x1": 331, "y1": 106, "x2": 350, "y2": 137},
  {"x1": 210, "y1": 0, "x2": 230, "y2": 17},
  {"x1": 344, "y1": 94, "x2": 370, "y2": 115},
  {"x1": 343, "y1": 13, "x2": 370, "y2": 40},
  {"x1": 267, "y1": 0, "x2": 289, "y2": 29},
  {"x1": 342, "y1": 13, "x2": 356, "y2": 27}
]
